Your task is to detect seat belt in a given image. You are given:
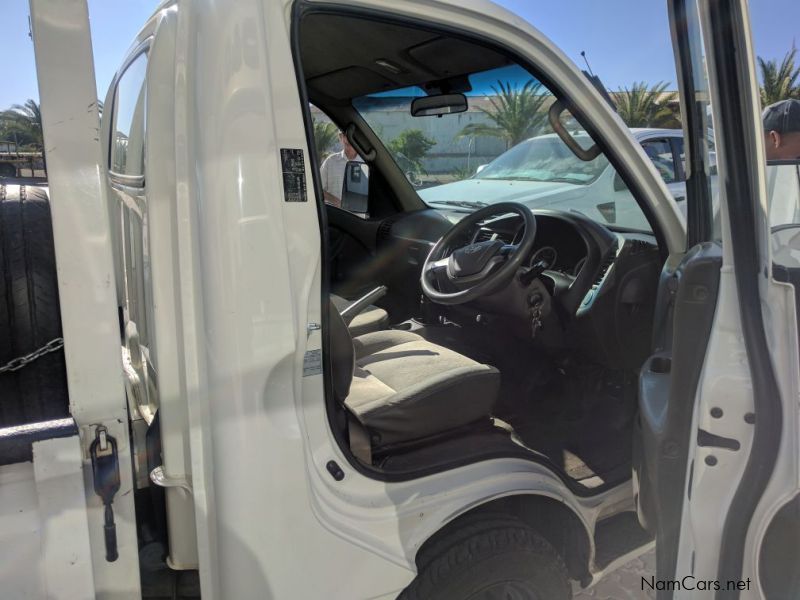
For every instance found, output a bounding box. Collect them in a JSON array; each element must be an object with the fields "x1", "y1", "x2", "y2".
[{"x1": 348, "y1": 417, "x2": 372, "y2": 464}]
